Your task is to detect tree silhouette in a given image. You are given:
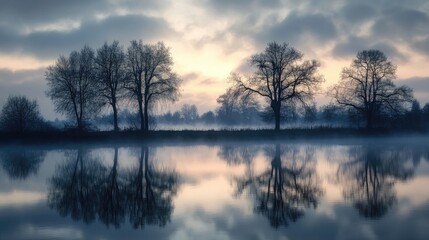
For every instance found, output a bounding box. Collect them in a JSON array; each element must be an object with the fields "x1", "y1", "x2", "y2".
[
  {"x1": 217, "y1": 144, "x2": 259, "y2": 165},
  {"x1": 232, "y1": 42, "x2": 323, "y2": 130},
  {"x1": 0, "y1": 95, "x2": 44, "y2": 133},
  {"x1": 331, "y1": 50, "x2": 413, "y2": 128},
  {"x1": 337, "y1": 145, "x2": 414, "y2": 218},
  {"x1": 0, "y1": 148, "x2": 45, "y2": 179},
  {"x1": 95, "y1": 41, "x2": 127, "y2": 131},
  {"x1": 180, "y1": 104, "x2": 199, "y2": 122},
  {"x1": 98, "y1": 148, "x2": 126, "y2": 228},
  {"x1": 48, "y1": 150, "x2": 104, "y2": 223},
  {"x1": 216, "y1": 87, "x2": 260, "y2": 125},
  {"x1": 125, "y1": 146, "x2": 180, "y2": 228},
  {"x1": 233, "y1": 144, "x2": 323, "y2": 228},
  {"x1": 47, "y1": 147, "x2": 181, "y2": 228},
  {"x1": 46, "y1": 46, "x2": 101, "y2": 130},
  {"x1": 125, "y1": 41, "x2": 181, "y2": 131}
]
